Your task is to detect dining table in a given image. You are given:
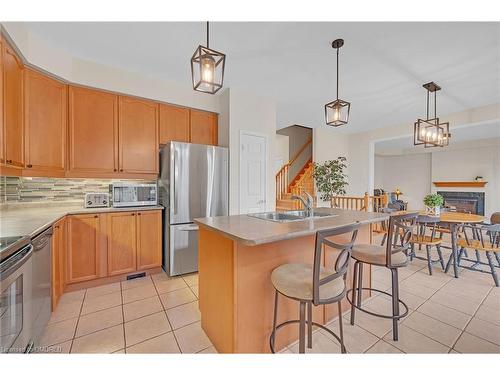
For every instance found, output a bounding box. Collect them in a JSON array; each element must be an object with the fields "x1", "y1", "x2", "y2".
[{"x1": 436, "y1": 211, "x2": 486, "y2": 277}]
